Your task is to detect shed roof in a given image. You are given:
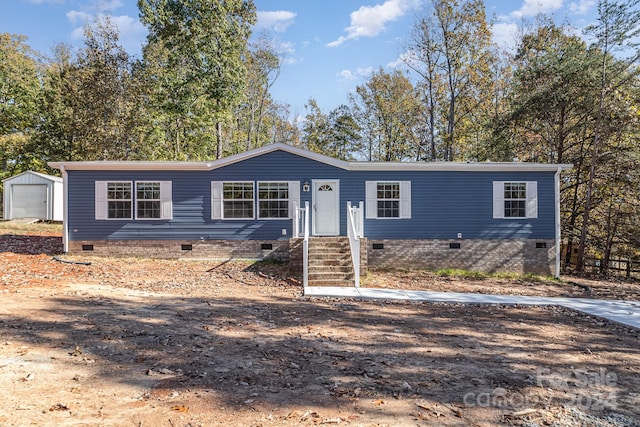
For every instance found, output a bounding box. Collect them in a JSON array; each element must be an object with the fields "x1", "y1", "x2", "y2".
[
  {"x1": 49, "y1": 143, "x2": 572, "y2": 173},
  {"x1": 2, "y1": 170, "x2": 63, "y2": 183}
]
